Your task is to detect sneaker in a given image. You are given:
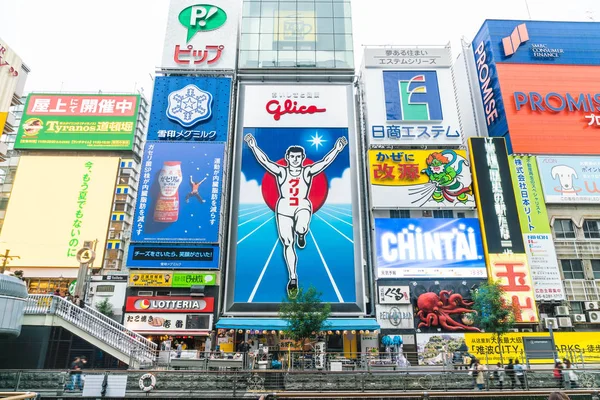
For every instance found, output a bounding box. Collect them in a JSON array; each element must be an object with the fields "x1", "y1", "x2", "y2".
[
  {"x1": 287, "y1": 279, "x2": 298, "y2": 298},
  {"x1": 297, "y1": 234, "x2": 306, "y2": 249}
]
